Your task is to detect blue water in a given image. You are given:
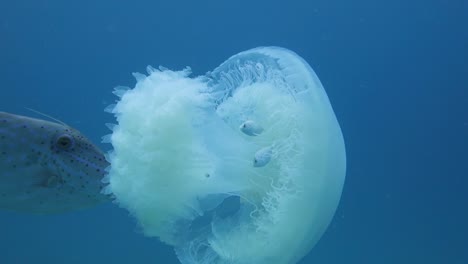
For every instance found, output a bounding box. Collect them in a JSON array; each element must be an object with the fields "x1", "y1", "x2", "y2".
[{"x1": 0, "y1": 0, "x2": 466, "y2": 263}]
